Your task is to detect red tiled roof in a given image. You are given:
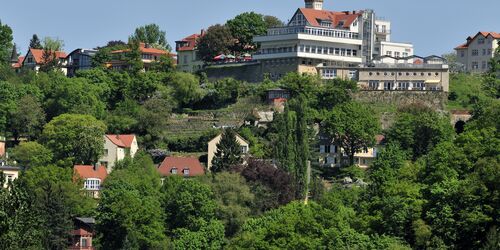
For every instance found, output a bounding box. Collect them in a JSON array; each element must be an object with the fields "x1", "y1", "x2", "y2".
[
  {"x1": 24, "y1": 48, "x2": 67, "y2": 64},
  {"x1": 455, "y1": 31, "x2": 500, "y2": 49},
  {"x1": 74, "y1": 165, "x2": 108, "y2": 181},
  {"x1": 105, "y1": 134, "x2": 136, "y2": 148},
  {"x1": 176, "y1": 33, "x2": 201, "y2": 52},
  {"x1": 413, "y1": 59, "x2": 423, "y2": 65},
  {"x1": 298, "y1": 8, "x2": 361, "y2": 28},
  {"x1": 12, "y1": 56, "x2": 24, "y2": 68},
  {"x1": 158, "y1": 157, "x2": 205, "y2": 177}
]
